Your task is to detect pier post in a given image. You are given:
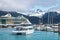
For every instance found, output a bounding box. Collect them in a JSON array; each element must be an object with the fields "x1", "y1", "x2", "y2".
[{"x1": 58, "y1": 23, "x2": 60, "y2": 34}]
